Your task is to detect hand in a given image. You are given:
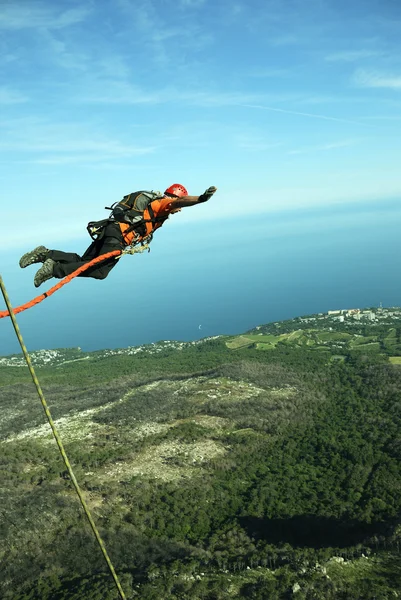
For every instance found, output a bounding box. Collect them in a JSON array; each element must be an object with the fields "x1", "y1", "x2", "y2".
[{"x1": 198, "y1": 186, "x2": 217, "y2": 203}]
